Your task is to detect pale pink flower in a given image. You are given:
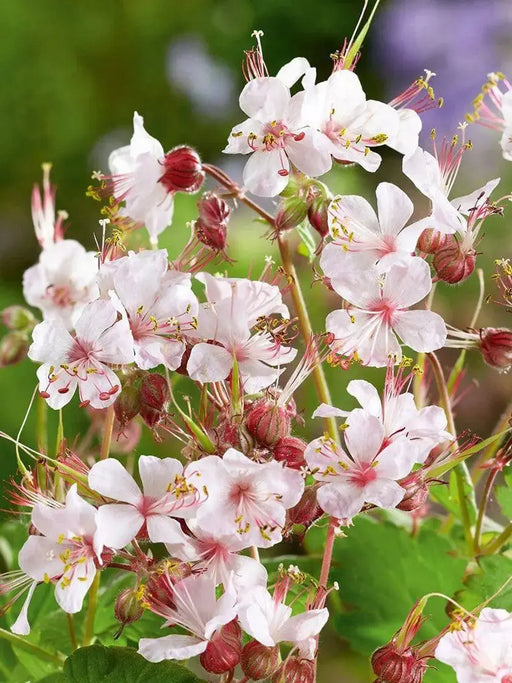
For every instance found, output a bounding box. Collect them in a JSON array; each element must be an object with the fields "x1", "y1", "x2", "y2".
[
  {"x1": 238, "y1": 585, "x2": 328, "y2": 647},
  {"x1": 403, "y1": 140, "x2": 500, "y2": 236},
  {"x1": 224, "y1": 54, "x2": 332, "y2": 197},
  {"x1": 322, "y1": 182, "x2": 425, "y2": 273},
  {"x1": 23, "y1": 240, "x2": 99, "y2": 330},
  {"x1": 138, "y1": 573, "x2": 238, "y2": 662},
  {"x1": 314, "y1": 373, "x2": 450, "y2": 464},
  {"x1": 99, "y1": 249, "x2": 198, "y2": 370},
  {"x1": 305, "y1": 70, "x2": 409, "y2": 172},
  {"x1": 88, "y1": 455, "x2": 205, "y2": 551},
  {"x1": 187, "y1": 276, "x2": 296, "y2": 393},
  {"x1": 189, "y1": 448, "x2": 304, "y2": 548},
  {"x1": 108, "y1": 112, "x2": 173, "y2": 244},
  {"x1": 165, "y1": 521, "x2": 267, "y2": 593},
  {"x1": 435, "y1": 608, "x2": 512, "y2": 683},
  {"x1": 326, "y1": 257, "x2": 446, "y2": 367},
  {"x1": 28, "y1": 297, "x2": 134, "y2": 409},
  {"x1": 305, "y1": 411, "x2": 417, "y2": 520},
  {"x1": 18, "y1": 485, "x2": 100, "y2": 615}
]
